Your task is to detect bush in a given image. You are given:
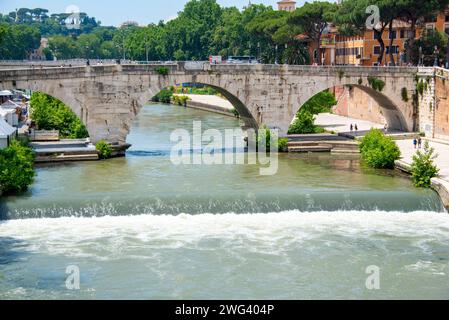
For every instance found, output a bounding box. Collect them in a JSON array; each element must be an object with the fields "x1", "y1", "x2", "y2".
[
  {"x1": 96, "y1": 140, "x2": 112, "y2": 159},
  {"x1": 0, "y1": 140, "x2": 35, "y2": 194},
  {"x1": 30, "y1": 92, "x2": 89, "y2": 139},
  {"x1": 278, "y1": 138, "x2": 289, "y2": 152},
  {"x1": 359, "y1": 129, "x2": 401, "y2": 169},
  {"x1": 152, "y1": 89, "x2": 173, "y2": 103},
  {"x1": 411, "y1": 141, "x2": 439, "y2": 188},
  {"x1": 155, "y1": 66, "x2": 169, "y2": 75},
  {"x1": 172, "y1": 95, "x2": 189, "y2": 106},
  {"x1": 288, "y1": 111, "x2": 324, "y2": 134}
]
